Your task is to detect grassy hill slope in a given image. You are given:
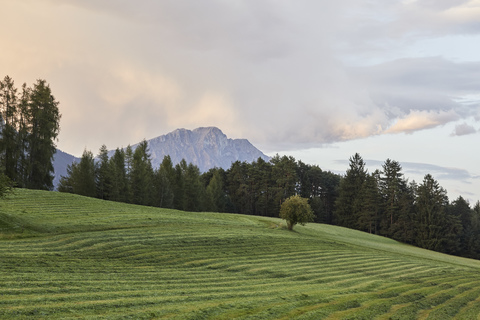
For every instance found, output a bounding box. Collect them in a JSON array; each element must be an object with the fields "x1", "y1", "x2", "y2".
[{"x1": 1, "y1": 189, "x2": 480, "y2": 319}]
